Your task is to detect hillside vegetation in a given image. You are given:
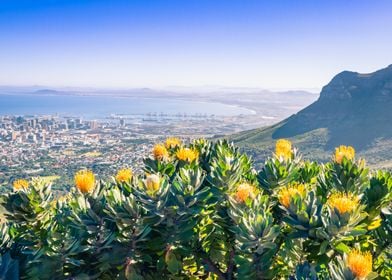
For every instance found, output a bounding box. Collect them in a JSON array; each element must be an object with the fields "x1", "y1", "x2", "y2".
[
  {"x1": 0, "y1": 138, "x2": 391, "y2": 279},
  {"x1": 230, "y1": 124, "x2": 392, "y2": 169}
]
